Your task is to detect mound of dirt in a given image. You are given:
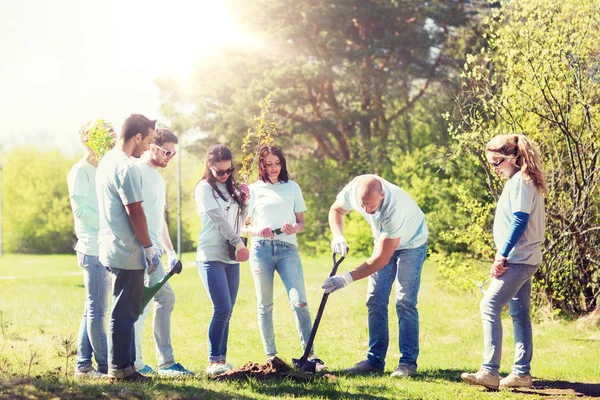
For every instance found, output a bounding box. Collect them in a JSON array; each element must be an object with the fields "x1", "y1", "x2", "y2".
[{"x1": 212, "y1": 357, "x2": 335, "y2": 382}]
